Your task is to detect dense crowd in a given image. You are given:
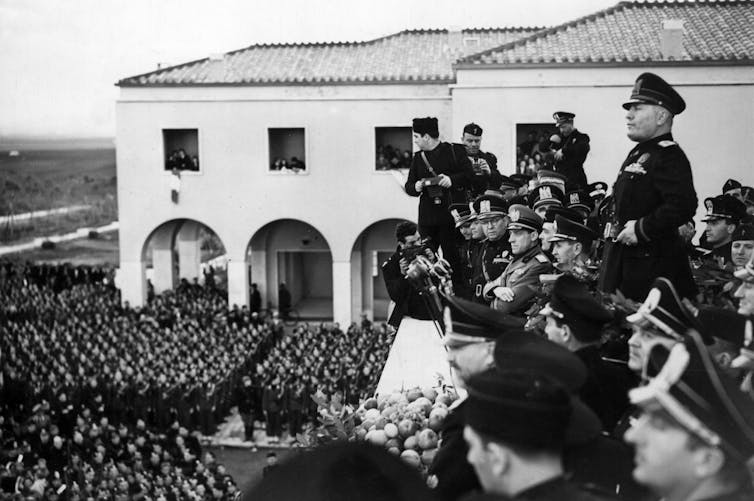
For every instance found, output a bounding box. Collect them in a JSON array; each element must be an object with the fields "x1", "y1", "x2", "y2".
[
  {"x1": 165, "y1": 150, "x2": 199, "y2": 172},
  {"x1": 376, "y1": 144, "x2": 412, "y2": 170},
  {"x1": 269, "y1": 157, "x2": 305, "y2": 171},
  {"x1": 515, "y1": 129, "x2": 557, "y2": 175}
]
